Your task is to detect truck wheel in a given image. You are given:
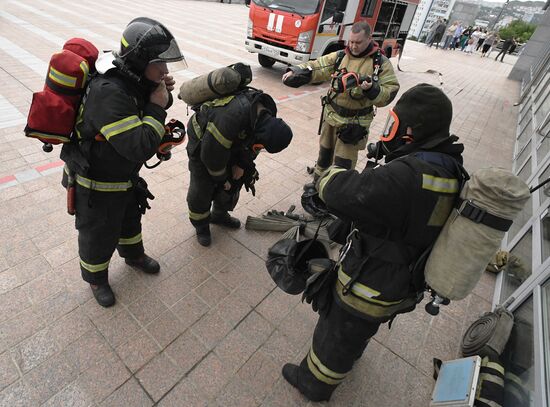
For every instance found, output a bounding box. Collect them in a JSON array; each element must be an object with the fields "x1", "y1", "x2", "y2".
[{"x1": 258, "y1": 54, "x2": 276, "y2": 68}]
